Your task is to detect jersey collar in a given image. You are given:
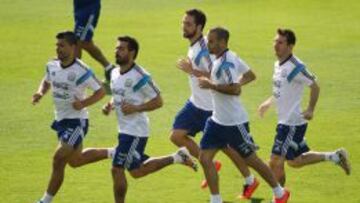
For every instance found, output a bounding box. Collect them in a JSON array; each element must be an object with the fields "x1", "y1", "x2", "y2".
[
  {"x1": 190, "y1": 35, "x2": 203, "y2": 47},
  {"x1": 279, "y1": 54, "x2": 293, "y2": 66}
]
